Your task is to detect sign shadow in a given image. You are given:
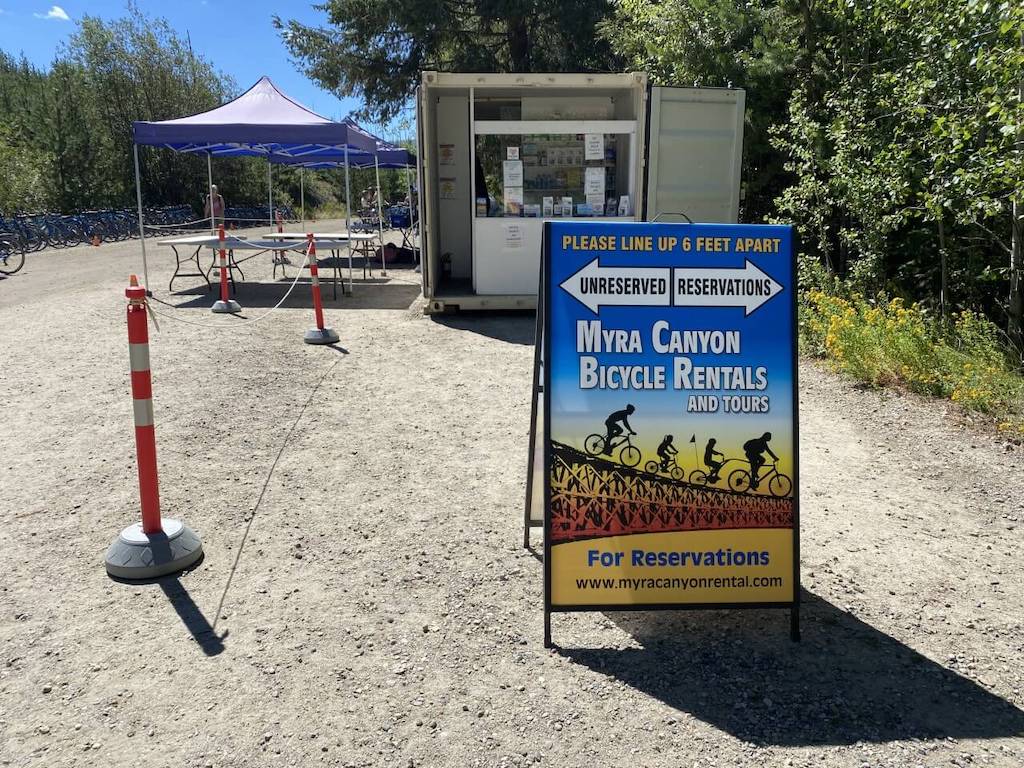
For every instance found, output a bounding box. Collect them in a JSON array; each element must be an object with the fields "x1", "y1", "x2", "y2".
[{"x1": 559, "y1": 590, "x2": 1024, "y2": 746}]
